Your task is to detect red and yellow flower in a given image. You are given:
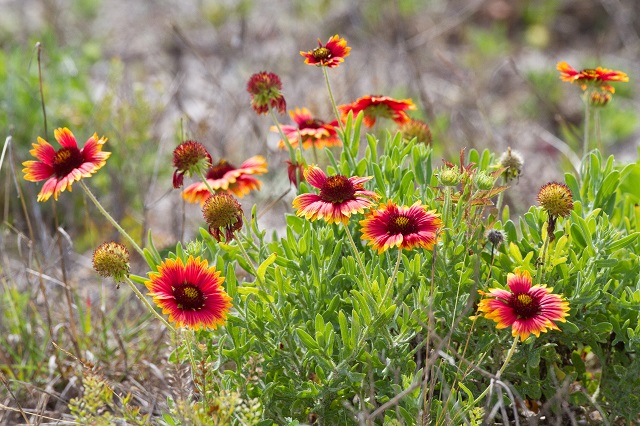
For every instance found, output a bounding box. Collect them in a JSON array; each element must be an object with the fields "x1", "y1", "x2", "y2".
[
  {"x1": 300, "y1": 35, "x2": 351, "y2": 68},
  {"x1": 293, "y1": 165, "x2": 379, "y2": 224},
  {"x1": 273, "y1": 108, "x2": 341, "y2": 150},
  {"x1": 339, "y1": 95, "x2": 416, "y2": 127},
  {"x1": 360, "y1": 201, "x2": 442, "y2": 254},
  {"x1": 182, "y1": 156, "x2": 267, "y2": 204},
  {"x1": 145, "y1": 256, "x2": 232, "y2": 330},
  {"x1": 22, "y1": 127, "x2": 110, "y2": 202},
  {"x1": 478, "y1": 270, "x2": 570, "y2": 340},
  {"x1": 557, "y1": 61, "x2": 629, "y2": 93}
]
